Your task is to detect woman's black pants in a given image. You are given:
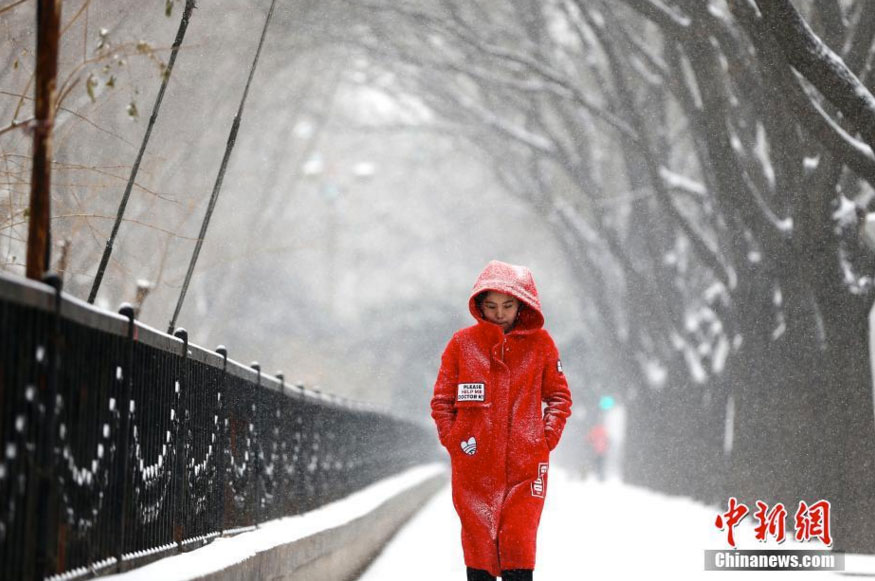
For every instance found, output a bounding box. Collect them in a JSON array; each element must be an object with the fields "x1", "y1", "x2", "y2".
[{"x1": 466, "y1": 567, "x2": 533, "y2": 581}]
